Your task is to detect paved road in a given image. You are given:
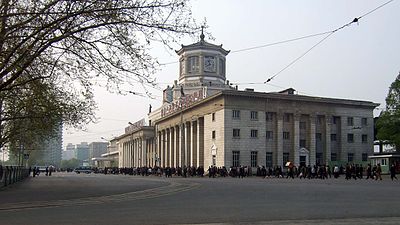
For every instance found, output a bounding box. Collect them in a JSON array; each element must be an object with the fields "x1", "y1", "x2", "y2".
[{"x1": 0, "y1": 173, "x2": 400, "y2": 225}]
